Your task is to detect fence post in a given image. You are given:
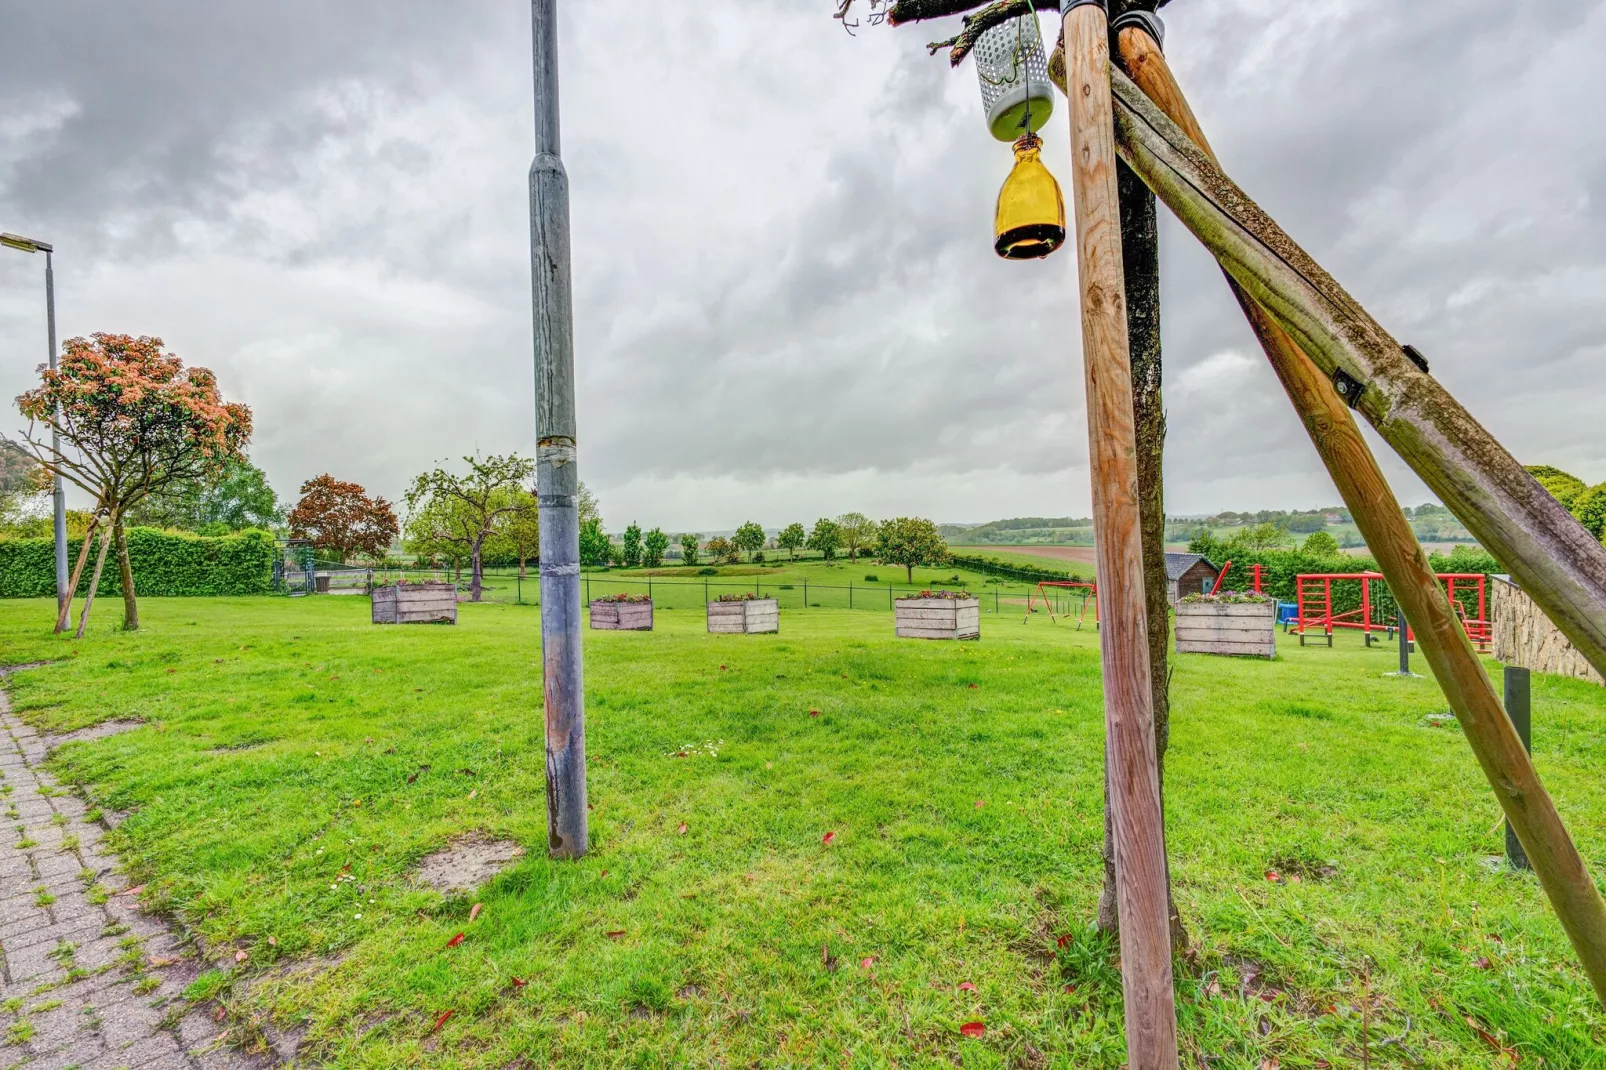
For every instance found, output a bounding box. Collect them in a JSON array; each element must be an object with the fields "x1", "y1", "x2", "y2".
[
  {"x1": 849, "y1": 582, "x2": 854, "y2": 609},
  {"x1": 648, "y1": 578, "x2": 652, "y2": 602},
  {"x1": 804, "y1": 578, "x2": 808, "y2": 606},
  {"x1": 584, "y1": 576, "x2": 590, "y2": 607},
  {"x1": 996, "y1": 588, "x2": 1000, "y2": 614},
  {"x1": 1505, "y1": 665, "x2": 1533, "y2": 871},
  {"x1": 705, "y1": 578, "x2": 709, "y2": 604},
  {"x1": 888, "y1": 586, "x2": 893, "y2": 611}
]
